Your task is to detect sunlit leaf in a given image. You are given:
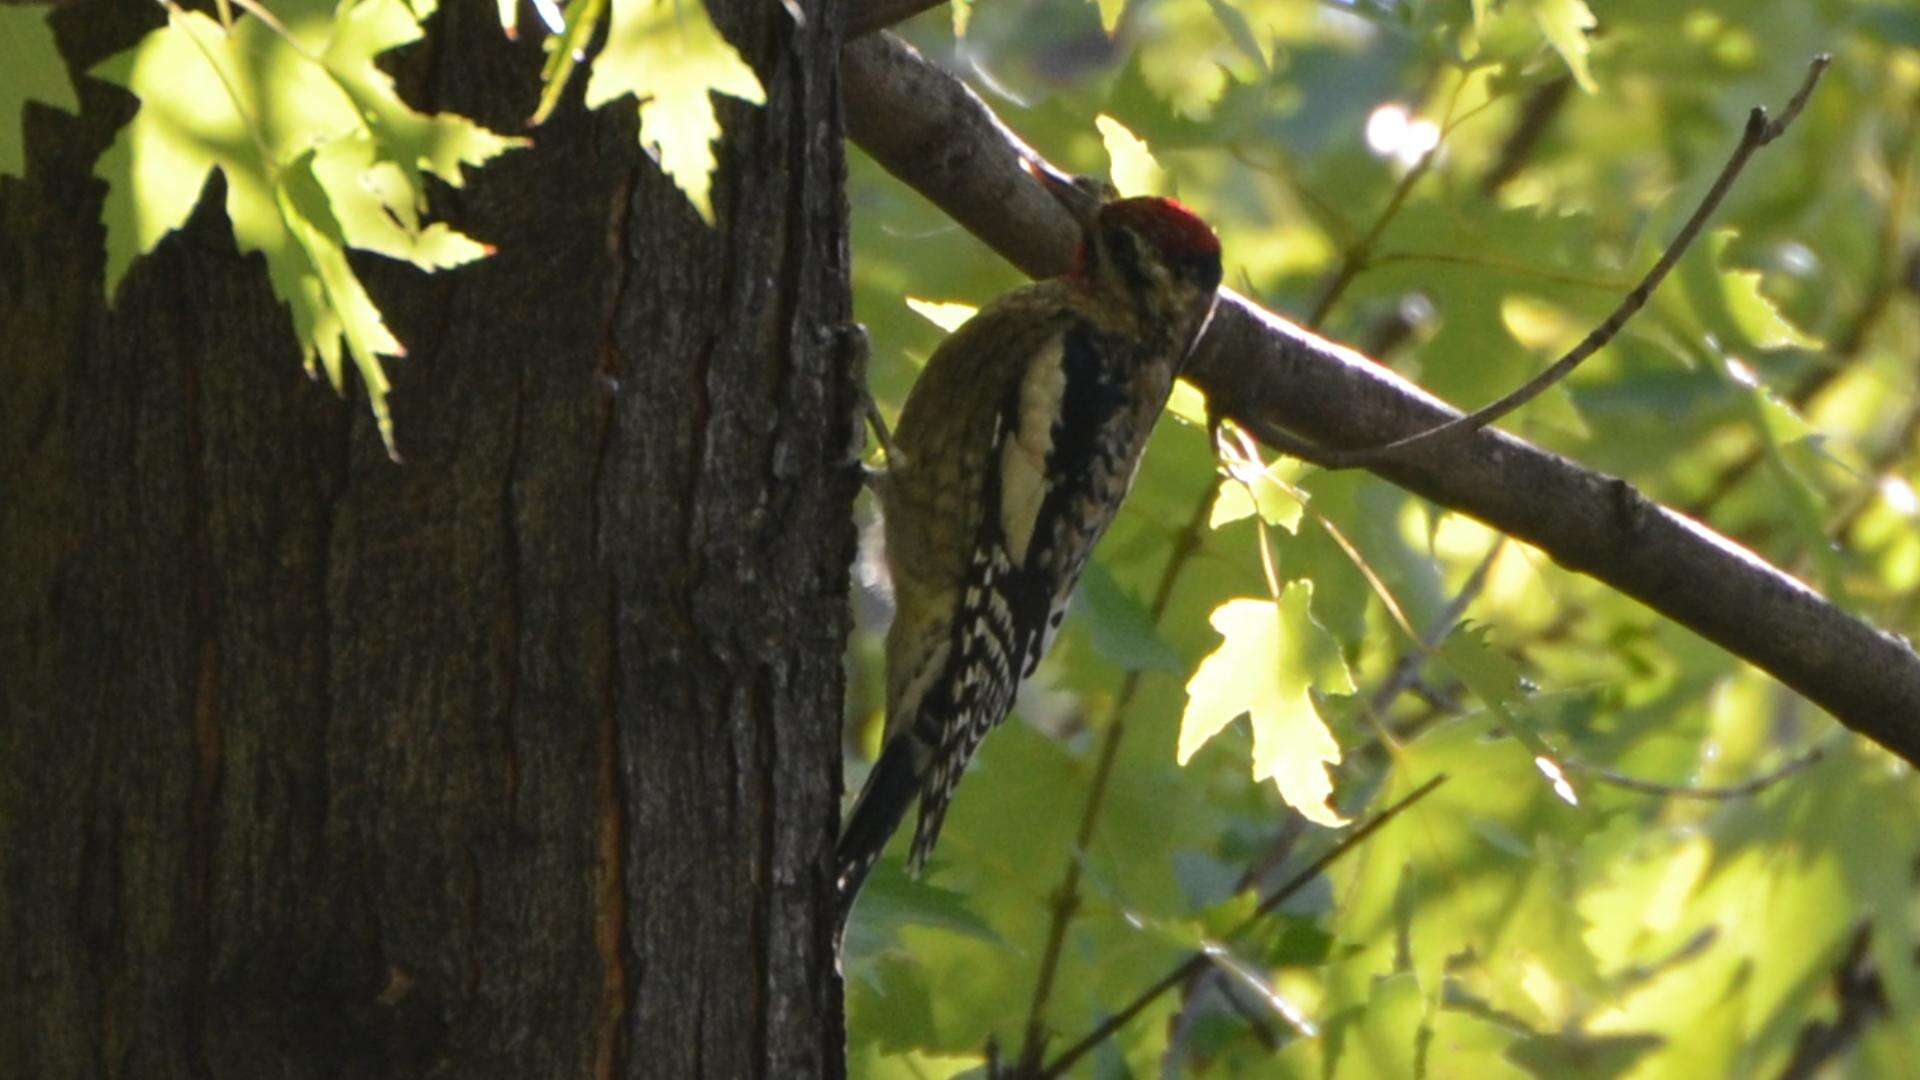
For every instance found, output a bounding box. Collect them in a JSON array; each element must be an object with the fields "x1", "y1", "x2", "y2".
[
  {"x1": 584, "y1": 0, "x2": 764, "y2": 224},
  {"x1": 1096, "y1": 114, "x2": 1170, "y2": 197},
  {"x1": 1179, "y1": 587, "x2": 1353, "y2": 826},
  {"x1": 1522, "y1": 0, "x2": 1597, "y2": 92},
  {"x1": 91, "y1": 2, "x2": 522, "y2": 457},
  {"x1": 1706, "y1": 231, "x2": 1823, "y2": 351},
  {"x1": 1210, "y1": 455, "x2": 1308, "y2": 533},
  {"x1": 905, "y1": 297, "x2": 977, "y2": 332},
  {"x1": 0, "y1": 4, "x2": 78, "y2": 178}
]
